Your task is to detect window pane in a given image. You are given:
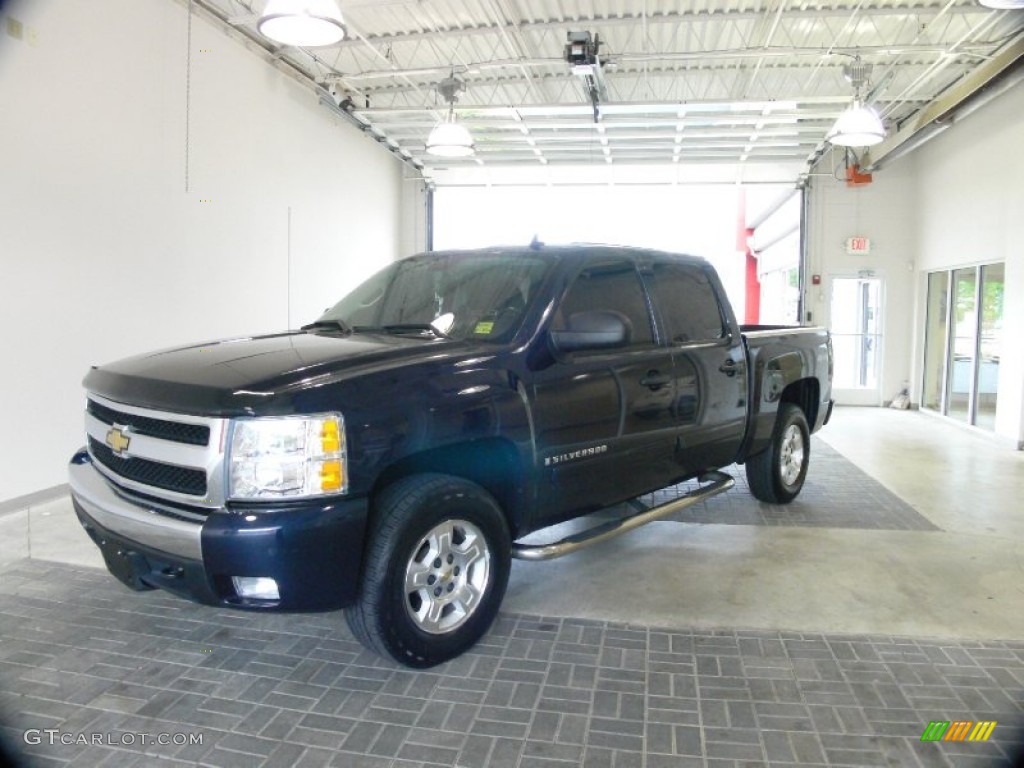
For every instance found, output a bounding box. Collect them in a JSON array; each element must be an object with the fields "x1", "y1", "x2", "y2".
[
  {"x1": 648, "y1": 263, "x2": 725, "y2": 343},
  {"x1": 922, "y1": 272, "x2": 949, "y2": 411},
  {"x1": 946, "y1": 268, "x2": 977, "y2": 424},
  {"x1": 554, "y1": 261, "x2": 653, "y2": 346},
  {"x1": 976, "y1": 263, "x2": 1003, "y2": 430}
]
